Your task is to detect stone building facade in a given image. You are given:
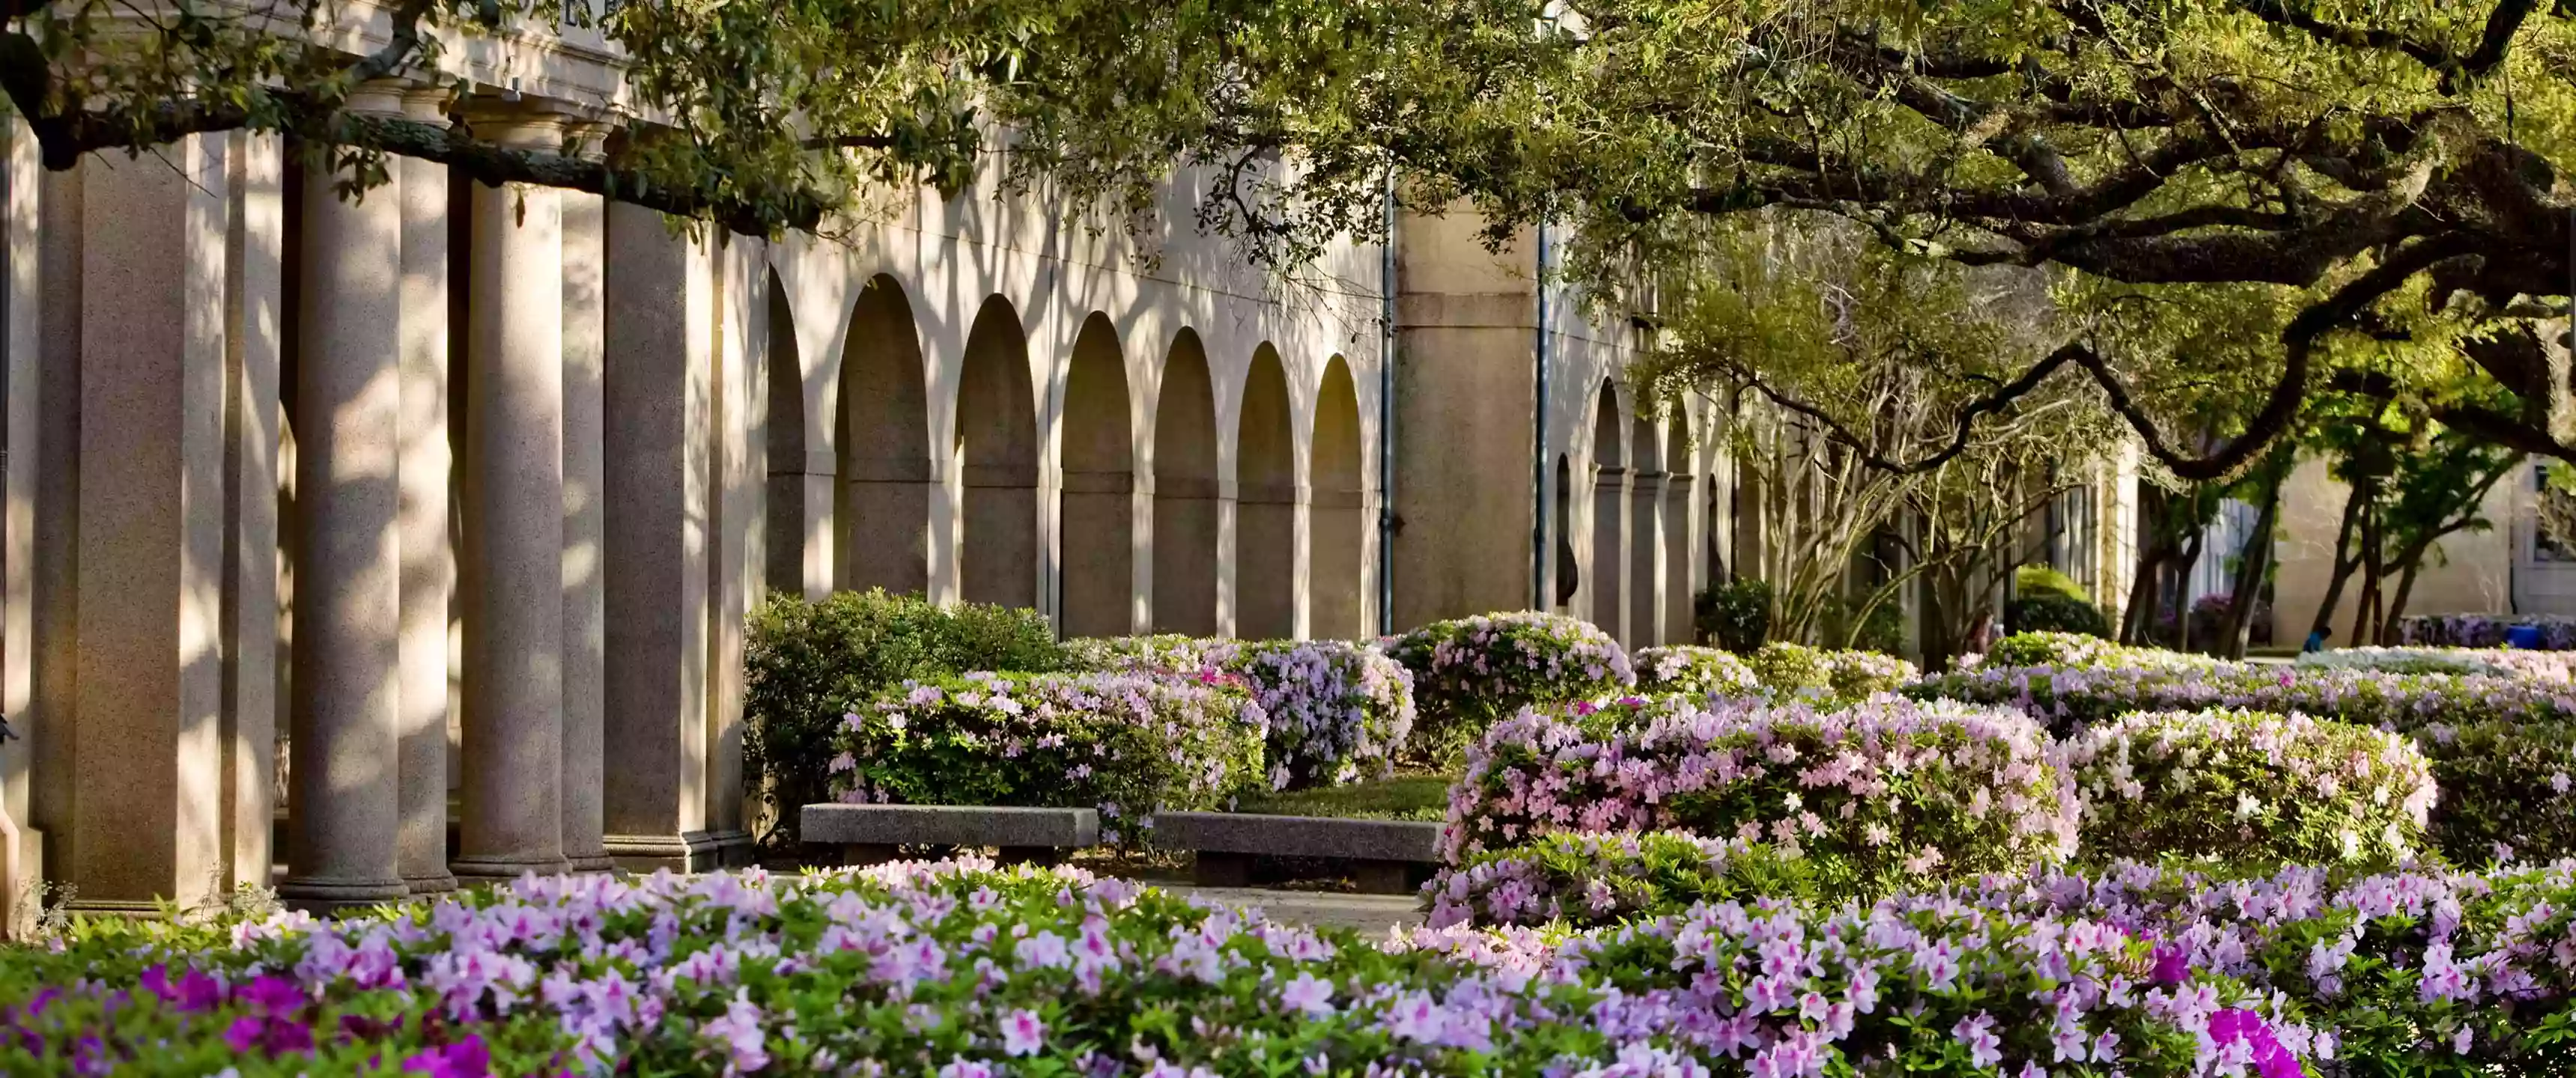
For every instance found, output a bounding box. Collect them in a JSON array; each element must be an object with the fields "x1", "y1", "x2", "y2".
[{"x1": 0, "y1": 36, "x2": 1723, "y2": 908}]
